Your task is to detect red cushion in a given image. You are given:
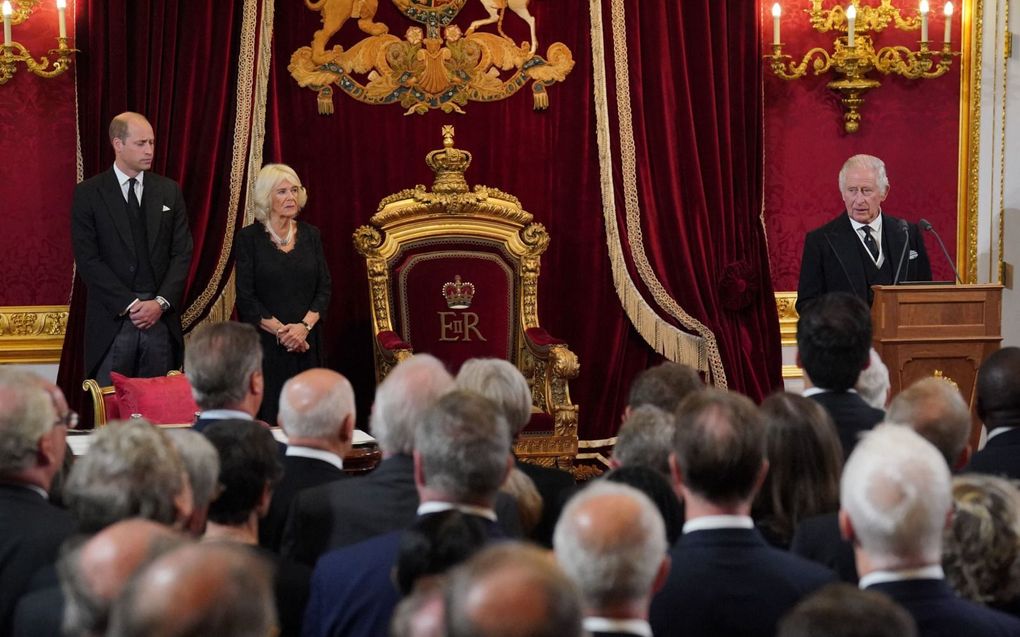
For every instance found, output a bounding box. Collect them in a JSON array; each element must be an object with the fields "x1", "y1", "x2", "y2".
[
  {"x1": 378, "y1": 330, "x2": 411, "y2": 351},
  {"x1": 102, "y1": 391, "x2": 121, "y2": 421},
  {"x1": 109, "y1": 372, "x2": 199, "y2": 425}
]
